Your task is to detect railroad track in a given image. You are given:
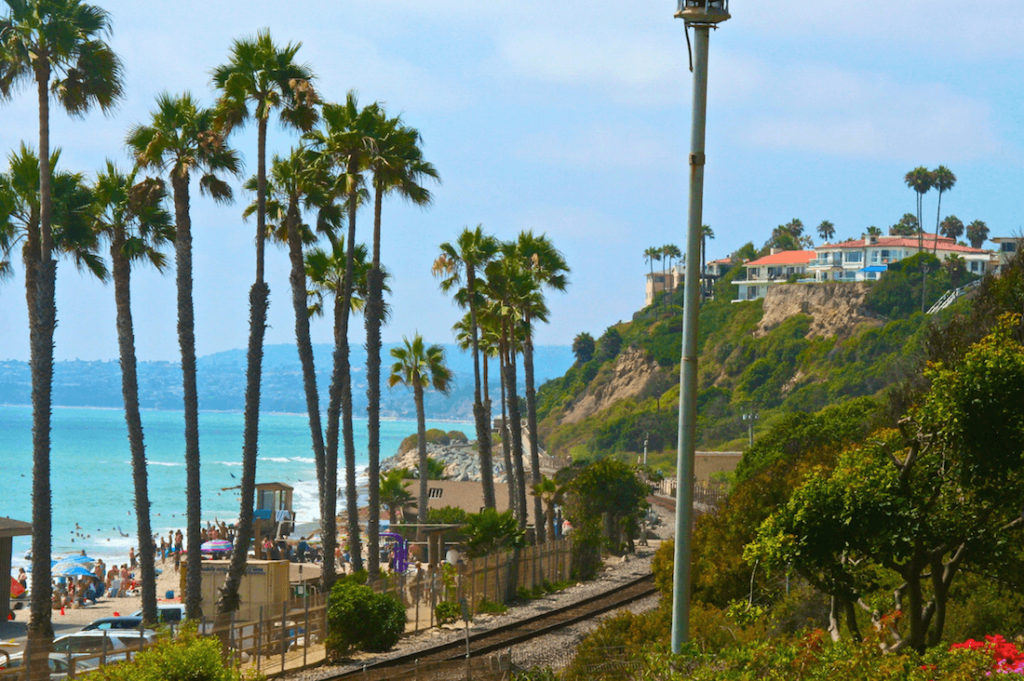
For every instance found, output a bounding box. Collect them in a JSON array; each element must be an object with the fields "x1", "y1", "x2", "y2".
[{"x1": 323, "y1": 572, "x2": 657, "y2": 680}]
